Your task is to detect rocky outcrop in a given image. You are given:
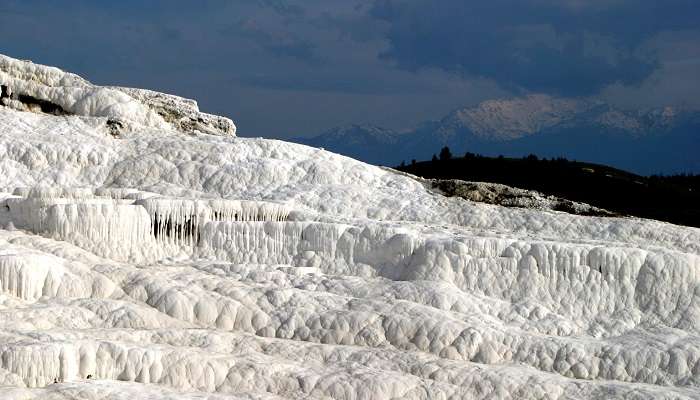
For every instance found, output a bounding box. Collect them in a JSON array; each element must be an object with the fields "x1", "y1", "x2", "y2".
[
  {"x1": 113, "y1": 87, "x2": 236, "y2": 136},
  {"x1": 0, "y1": 54, "x2": 235, "y2": 136},
  {"x1": 429, "y1": 178, "x2": 616, "y2": 217}
]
